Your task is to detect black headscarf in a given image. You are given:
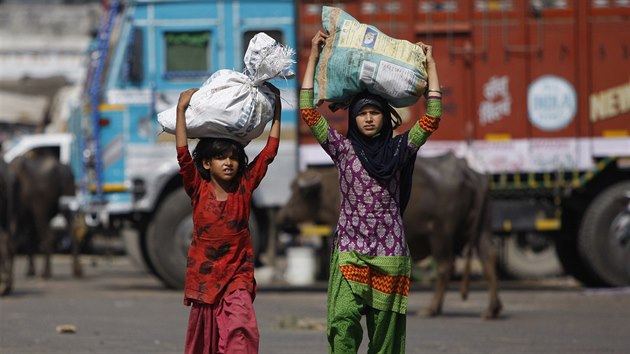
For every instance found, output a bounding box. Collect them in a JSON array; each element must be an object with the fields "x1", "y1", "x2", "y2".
[{"x1": 347, "y1": 91, "x2": 415, "y2": 214}]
